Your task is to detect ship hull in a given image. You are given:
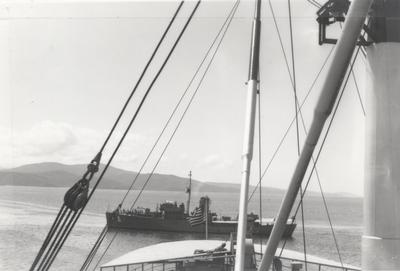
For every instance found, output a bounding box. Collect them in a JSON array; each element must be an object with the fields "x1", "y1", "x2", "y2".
[{"x1": 106, "y1": 212, "x2": 296, "y2": 238}]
